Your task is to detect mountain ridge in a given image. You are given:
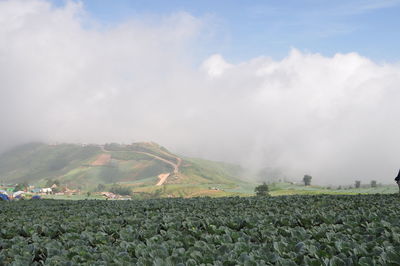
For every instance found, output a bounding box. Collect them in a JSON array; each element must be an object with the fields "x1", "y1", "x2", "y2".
[{"x1": 0, "y1": 142, "x2": 252, "y2": 197}]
